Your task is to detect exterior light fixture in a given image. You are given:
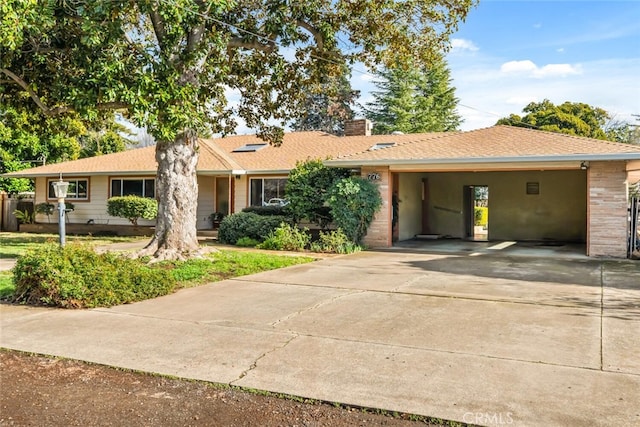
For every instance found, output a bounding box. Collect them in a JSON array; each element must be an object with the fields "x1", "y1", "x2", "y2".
[
  {"x1": 580, "y1": 161, "x2": 589, "y2": 170},
  {"x1": 52, "y1": 176, "x2": 70, "y2": 247}
]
